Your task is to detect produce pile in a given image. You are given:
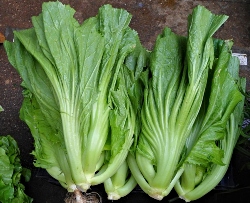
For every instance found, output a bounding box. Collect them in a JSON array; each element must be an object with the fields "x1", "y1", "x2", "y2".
[{"x1": 4, "y1": 1, "x2": 246, "y2": 202}]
